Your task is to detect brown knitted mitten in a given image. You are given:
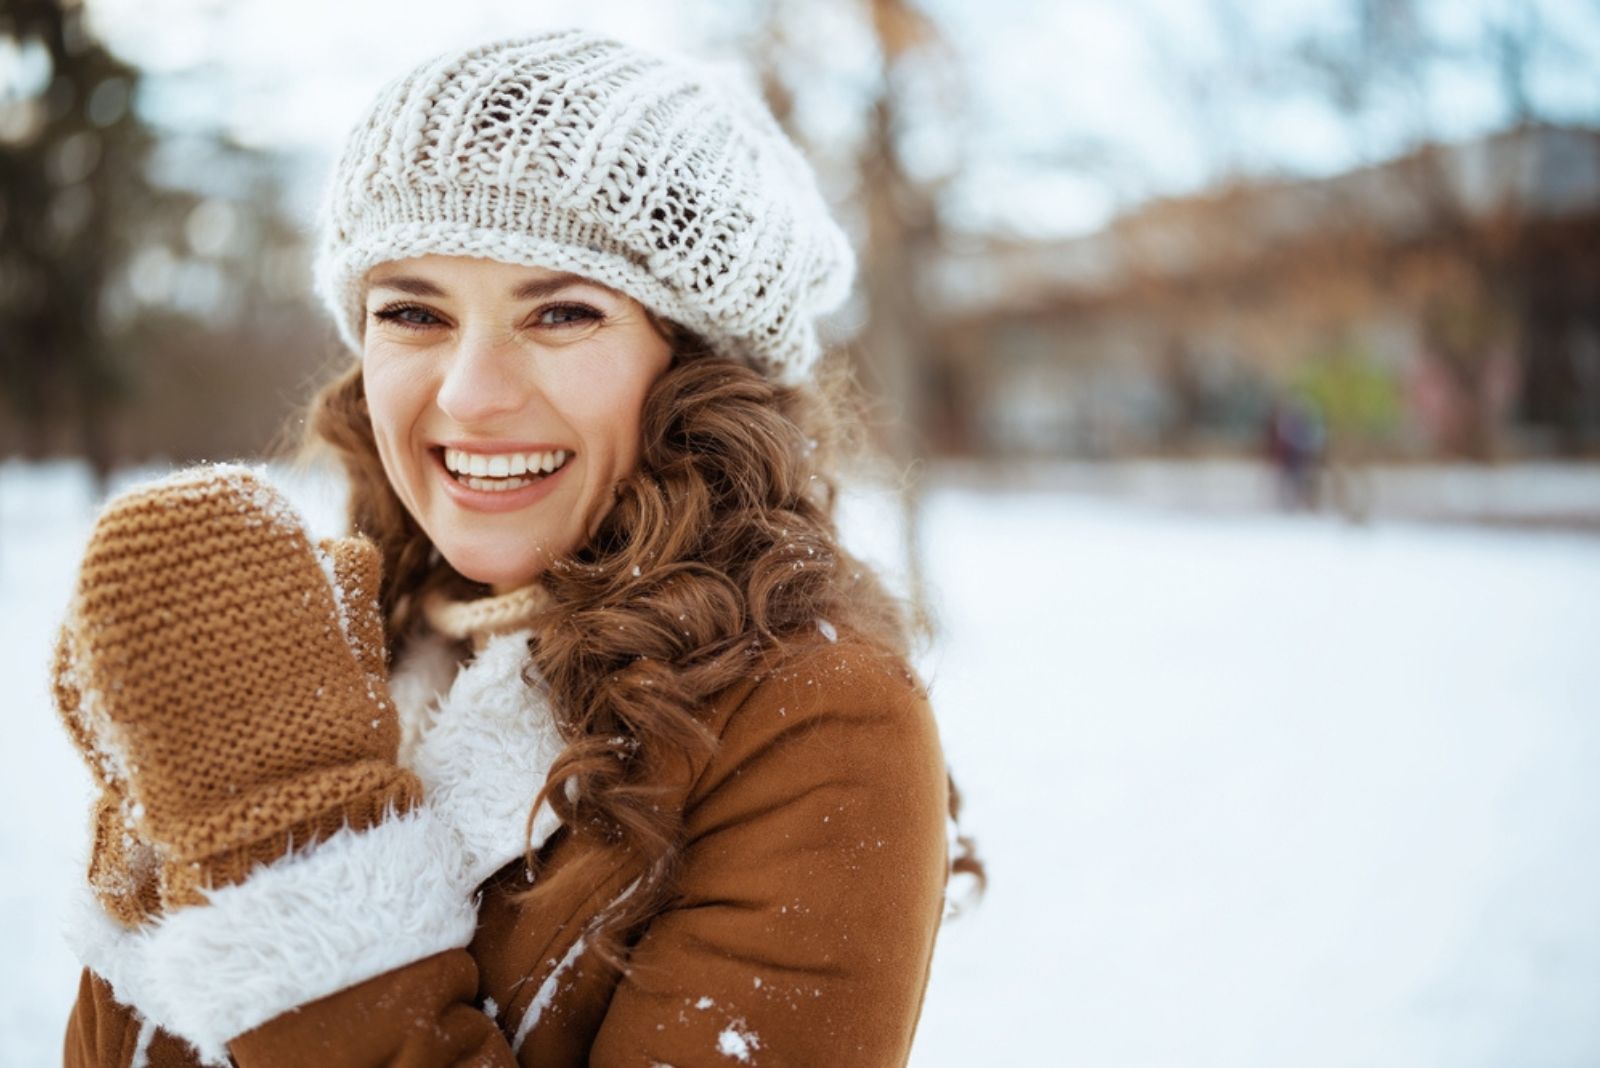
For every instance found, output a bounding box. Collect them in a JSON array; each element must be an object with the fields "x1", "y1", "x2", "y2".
[{"x1": 55, "y1": 465, "x2": 422, "y2": 914}]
